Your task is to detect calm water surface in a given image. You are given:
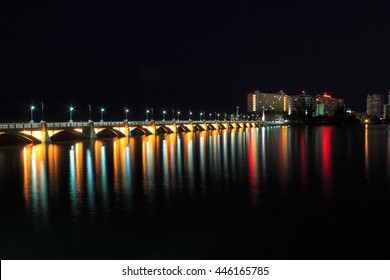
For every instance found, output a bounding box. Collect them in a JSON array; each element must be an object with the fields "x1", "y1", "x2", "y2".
[{"x1": 1, "y1": 126, "x2": 390, "y2": 259}]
